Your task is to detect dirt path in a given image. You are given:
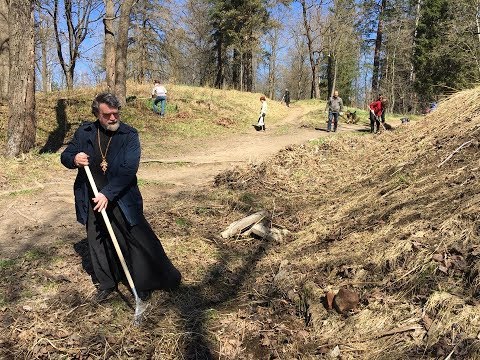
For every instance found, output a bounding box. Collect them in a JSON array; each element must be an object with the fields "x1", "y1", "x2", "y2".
[
  {"x1": 0, "y1": 105, "x2": 365, "y2": 257},
  {"x1": 138, "y1": 106, "x2": 365, "y2": 190}
]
